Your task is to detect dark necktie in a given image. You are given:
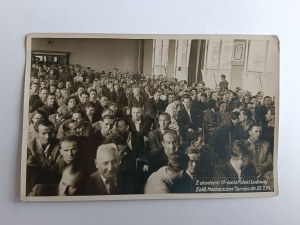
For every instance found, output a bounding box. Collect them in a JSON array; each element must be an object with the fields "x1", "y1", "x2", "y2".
[{"x1": 106, "y1": 178, "x2": 117, "y2": 194}]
